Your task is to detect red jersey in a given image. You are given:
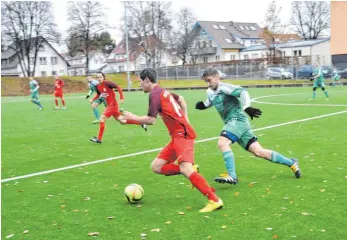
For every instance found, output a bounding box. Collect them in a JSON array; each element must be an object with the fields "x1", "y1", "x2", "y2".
[
  {"x1": 55, "y1": 79, "x2": 64, "y2": 92},
  {"x1": 147, "y1": 85, "x2": 196, "y2": 139},
  {"x1": 93, "y1": 80, "x2": 124, "y2": 107}
]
